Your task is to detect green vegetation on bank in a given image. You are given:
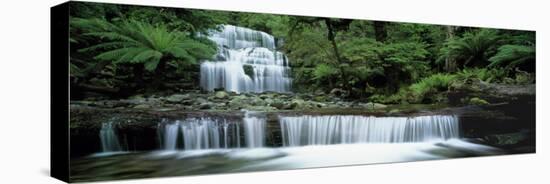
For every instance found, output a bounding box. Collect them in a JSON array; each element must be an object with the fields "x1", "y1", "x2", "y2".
[{"x1": 69, "y1": 2, "x2": 535, "y2": 105}]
